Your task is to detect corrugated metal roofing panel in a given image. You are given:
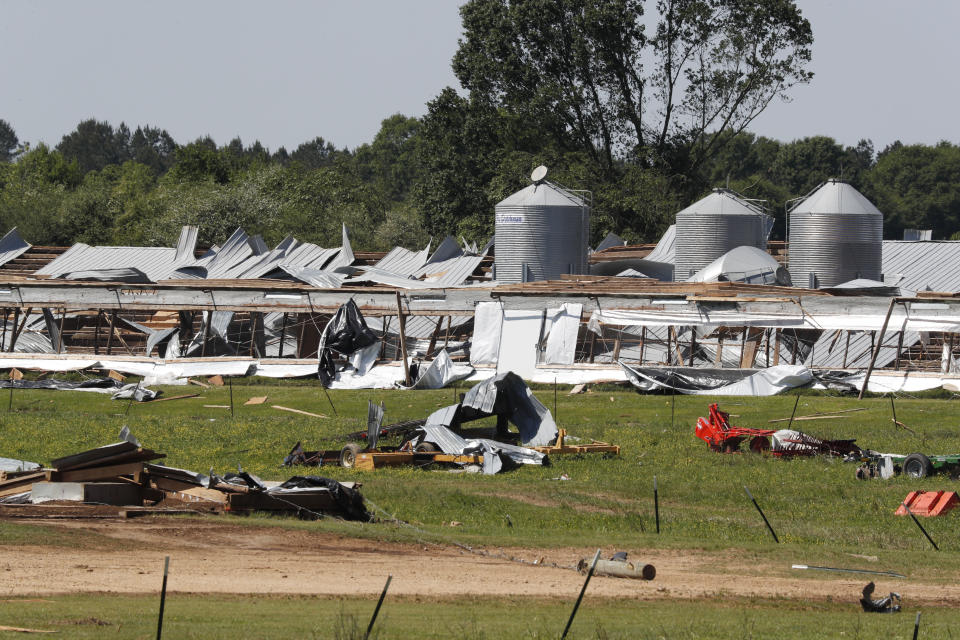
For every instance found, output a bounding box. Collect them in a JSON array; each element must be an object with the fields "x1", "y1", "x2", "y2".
[
  {"x1": 645, "y1": 225, "x2": 675, "y2": 264},
  {"x1": 374, "y1": 246, "x2": 429, "y2": 276},
  {"x1": 418, "y1": 255, "x2": 484, "y2": 287},
  {"x1": 0, "y1": 228, "x2": 30, "y2": 267},
  {"x1": 882, "y1": 241, "x2": 960, "y2": 292},
  {"x1": 36, "y1": 245, "x2": 182, "y2": 282}
]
